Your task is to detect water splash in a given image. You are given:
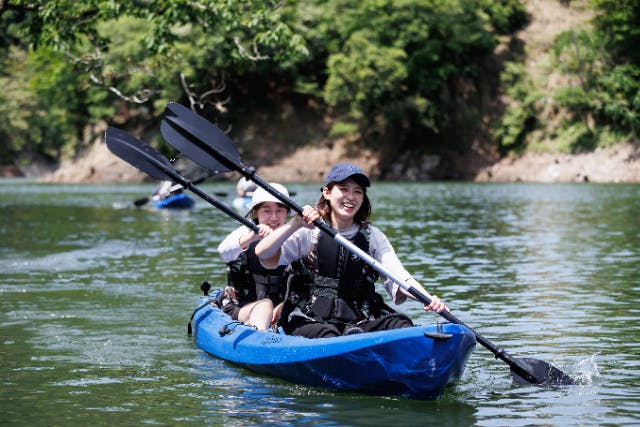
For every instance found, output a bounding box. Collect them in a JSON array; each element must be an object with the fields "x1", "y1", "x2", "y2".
[{"x1": 574, "y1": 353, "x2": 601, "y2": 385}]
